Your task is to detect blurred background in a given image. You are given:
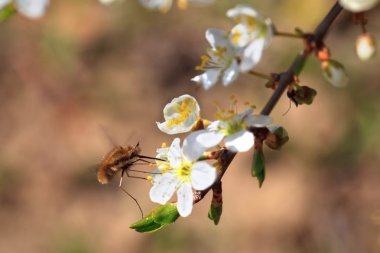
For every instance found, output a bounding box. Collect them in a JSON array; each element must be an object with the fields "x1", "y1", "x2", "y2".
[{"x1": 0, "y1": 0, "x2": 380, "y2": 252}]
